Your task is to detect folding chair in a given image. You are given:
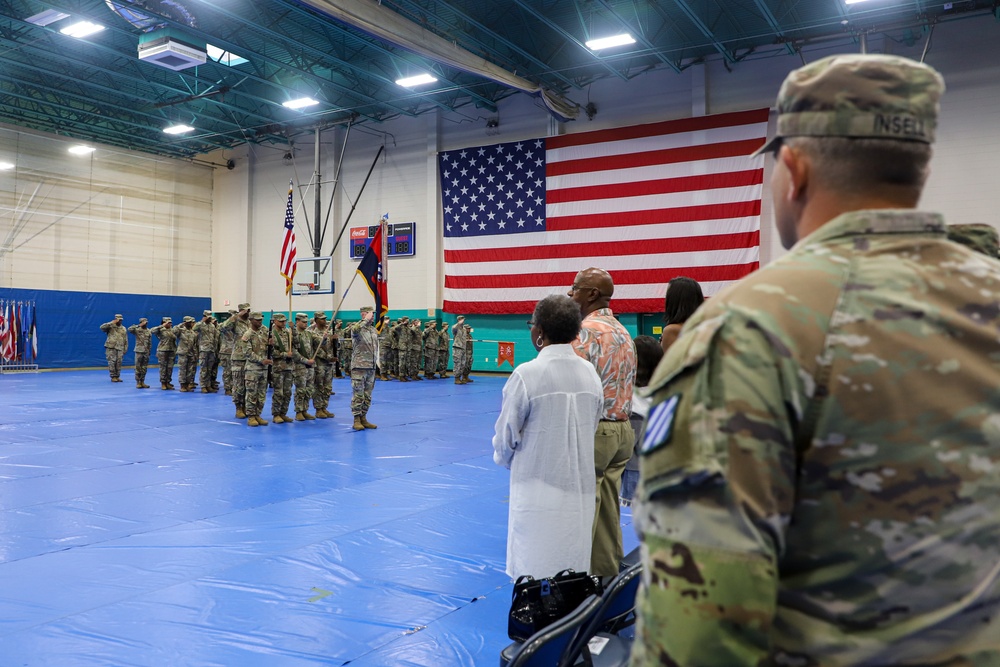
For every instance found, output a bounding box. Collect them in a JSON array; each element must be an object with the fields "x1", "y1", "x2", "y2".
[
  {"x1": 557, "y1": 561, "x2": 642, "y2": 667},
  {"x1": 500, "y1": 594, "x2": 602, "y2": 667}
]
